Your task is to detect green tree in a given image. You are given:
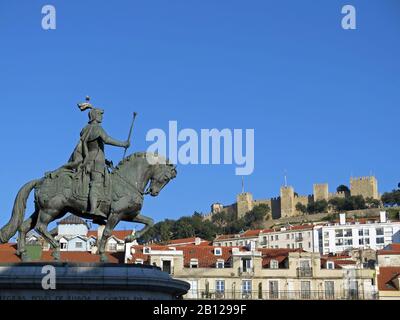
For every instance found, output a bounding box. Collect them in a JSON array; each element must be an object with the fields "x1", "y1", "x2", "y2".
[
  {"x1": 243, "y1": 204, "x2": 270, "y2": 229},
  {"x1": 307, "y1": 200, "x2": 328, "y2": 214},
  {"x1": 336, "y1": 185, "x2": 350, "y2": 194},
  {"x1": 365, "y1": 197, "x2": 381, "y2": 208},
  {"x1": 382, "y1": 189, "x2": 400, "y2": 206},
  {"x1": 328, "y1": 196, "x2": 366, "y2": 212},
  {"x1": 211, "y1": 211, "x2": 228, "y2": 229},
  {"x1": 295, "y1": 202, "x2": 307, "y2": 214}
]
